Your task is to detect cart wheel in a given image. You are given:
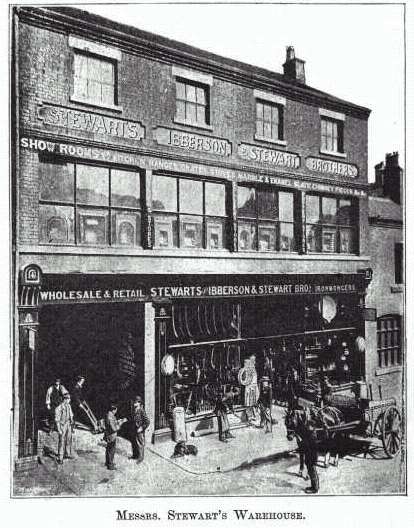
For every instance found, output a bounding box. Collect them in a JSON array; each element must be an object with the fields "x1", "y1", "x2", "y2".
[{"x1": 381, "y1": 406, "x2": 402, "y2": 458}]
